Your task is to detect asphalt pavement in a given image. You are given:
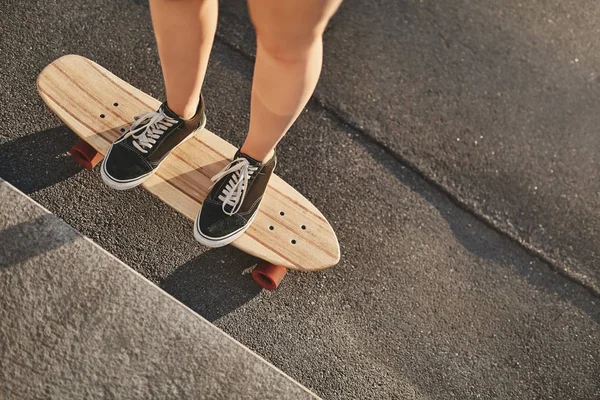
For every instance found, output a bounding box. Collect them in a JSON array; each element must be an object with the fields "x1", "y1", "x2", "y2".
[{"x1": 1, "y1": 0, "x2": 599, "y2": 399}]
